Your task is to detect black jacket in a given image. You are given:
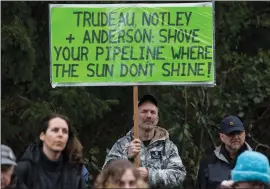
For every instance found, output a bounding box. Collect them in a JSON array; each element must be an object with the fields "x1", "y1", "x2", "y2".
[
  {"x1": 196, "y1": 143, "x2": 252, "y2": 189},
  {"x1": 15, "y1": 144, "x2": 87, "y2": 189}
]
